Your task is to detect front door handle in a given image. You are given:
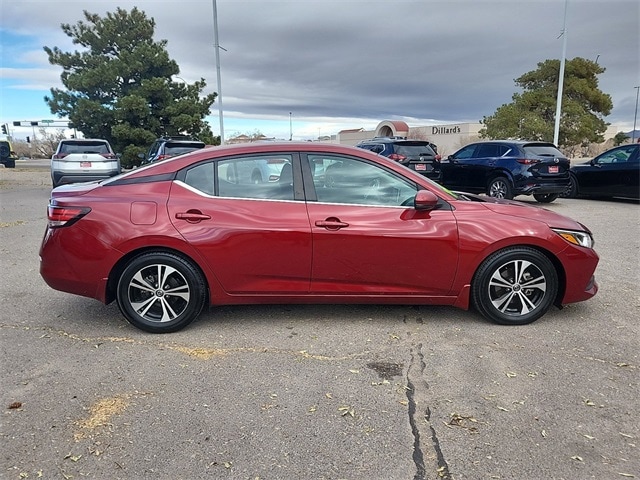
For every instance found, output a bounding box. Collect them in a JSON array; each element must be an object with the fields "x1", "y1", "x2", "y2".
[{"x1": 315, "y1": 218, "x2": 349, "y2": 230}]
